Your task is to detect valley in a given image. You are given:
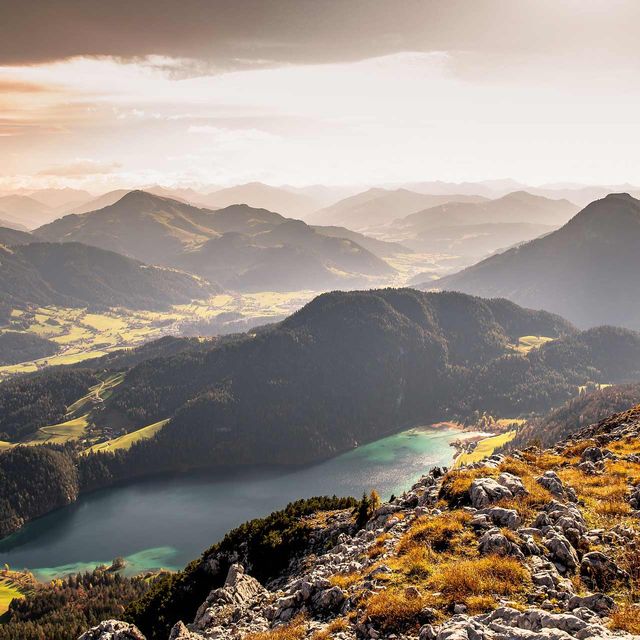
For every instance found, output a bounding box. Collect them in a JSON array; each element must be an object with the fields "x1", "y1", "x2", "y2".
[
  {"x1": 0, "y1": 291, "x2": 315, "y2": 380},
  {"x1": 0, "y1": 425, "x2": 480, "y2": 581}
]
